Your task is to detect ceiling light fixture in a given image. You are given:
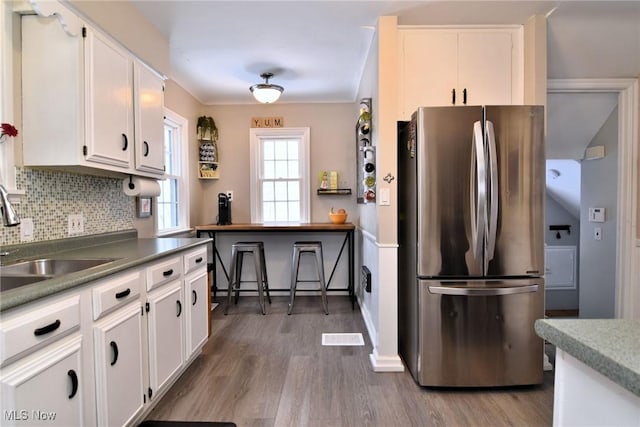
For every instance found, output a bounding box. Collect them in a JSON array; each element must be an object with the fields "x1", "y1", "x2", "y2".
[{"x1": 250, "y1": 72, "x2": 284, "y2": 104}]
